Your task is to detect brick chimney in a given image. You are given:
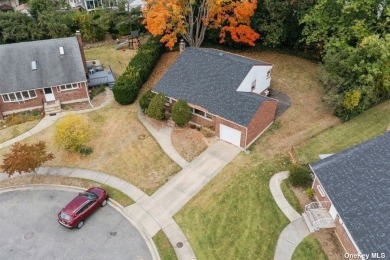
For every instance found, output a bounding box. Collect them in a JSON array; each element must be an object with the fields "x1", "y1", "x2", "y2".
[{"x1": 75, "y1": 31, "x2": 88, "y2": 75}]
